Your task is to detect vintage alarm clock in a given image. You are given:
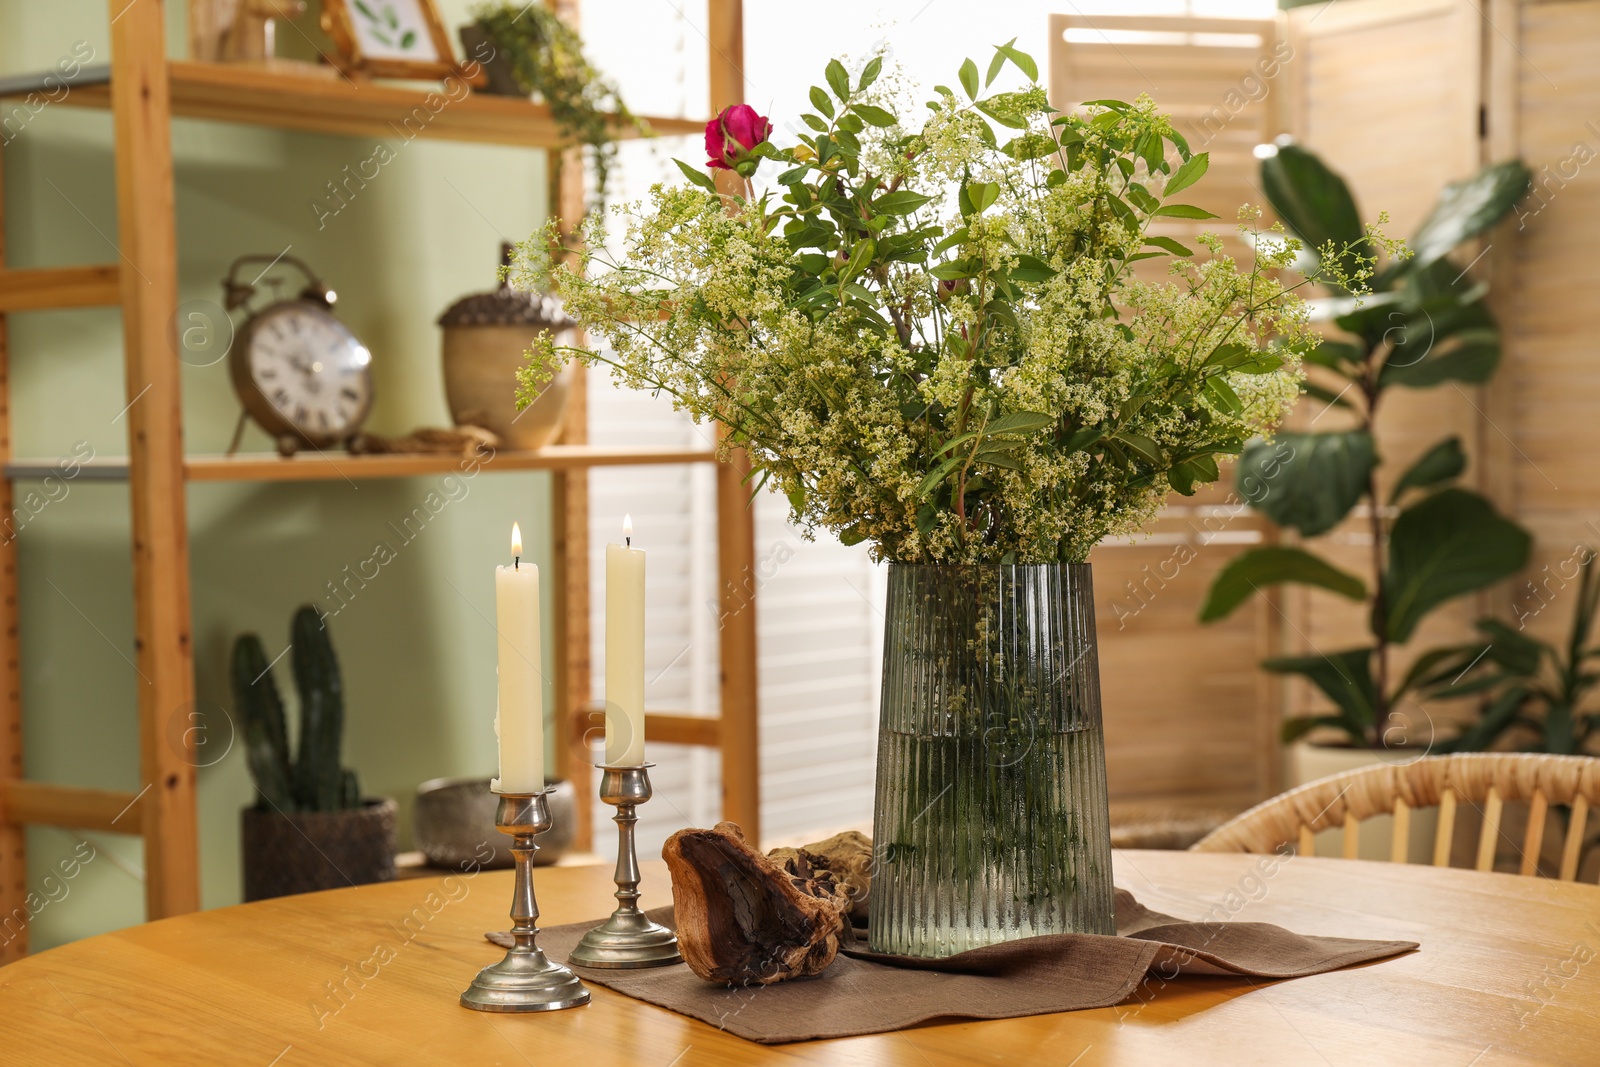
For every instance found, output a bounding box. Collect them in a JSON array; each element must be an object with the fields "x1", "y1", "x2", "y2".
[{"x1": 223, "y1": 254, "x2": 374, "y2": 456}]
